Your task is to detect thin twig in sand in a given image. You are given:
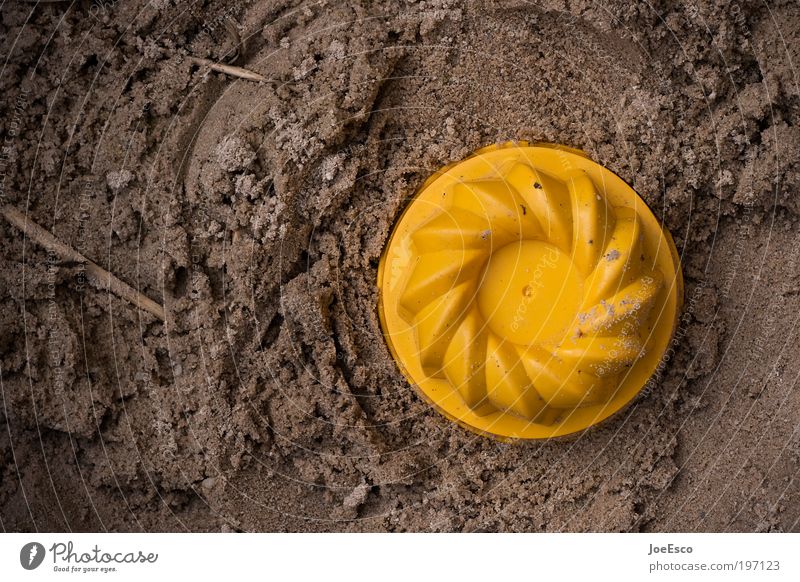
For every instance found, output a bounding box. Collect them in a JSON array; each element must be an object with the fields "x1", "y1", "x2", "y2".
[
  {"x1": 189, "y1": 57, "x2": 269, "y2": 83},
  {"x1": 2, "y1": 205, "x2": 166, "y2": 321}
]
